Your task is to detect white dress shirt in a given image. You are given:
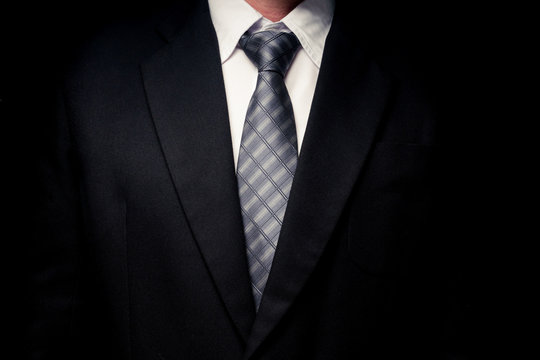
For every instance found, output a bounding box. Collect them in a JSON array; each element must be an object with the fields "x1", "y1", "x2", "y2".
[{"x1": 207, "y1": 0, "x2": 335, "y2": 168}]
